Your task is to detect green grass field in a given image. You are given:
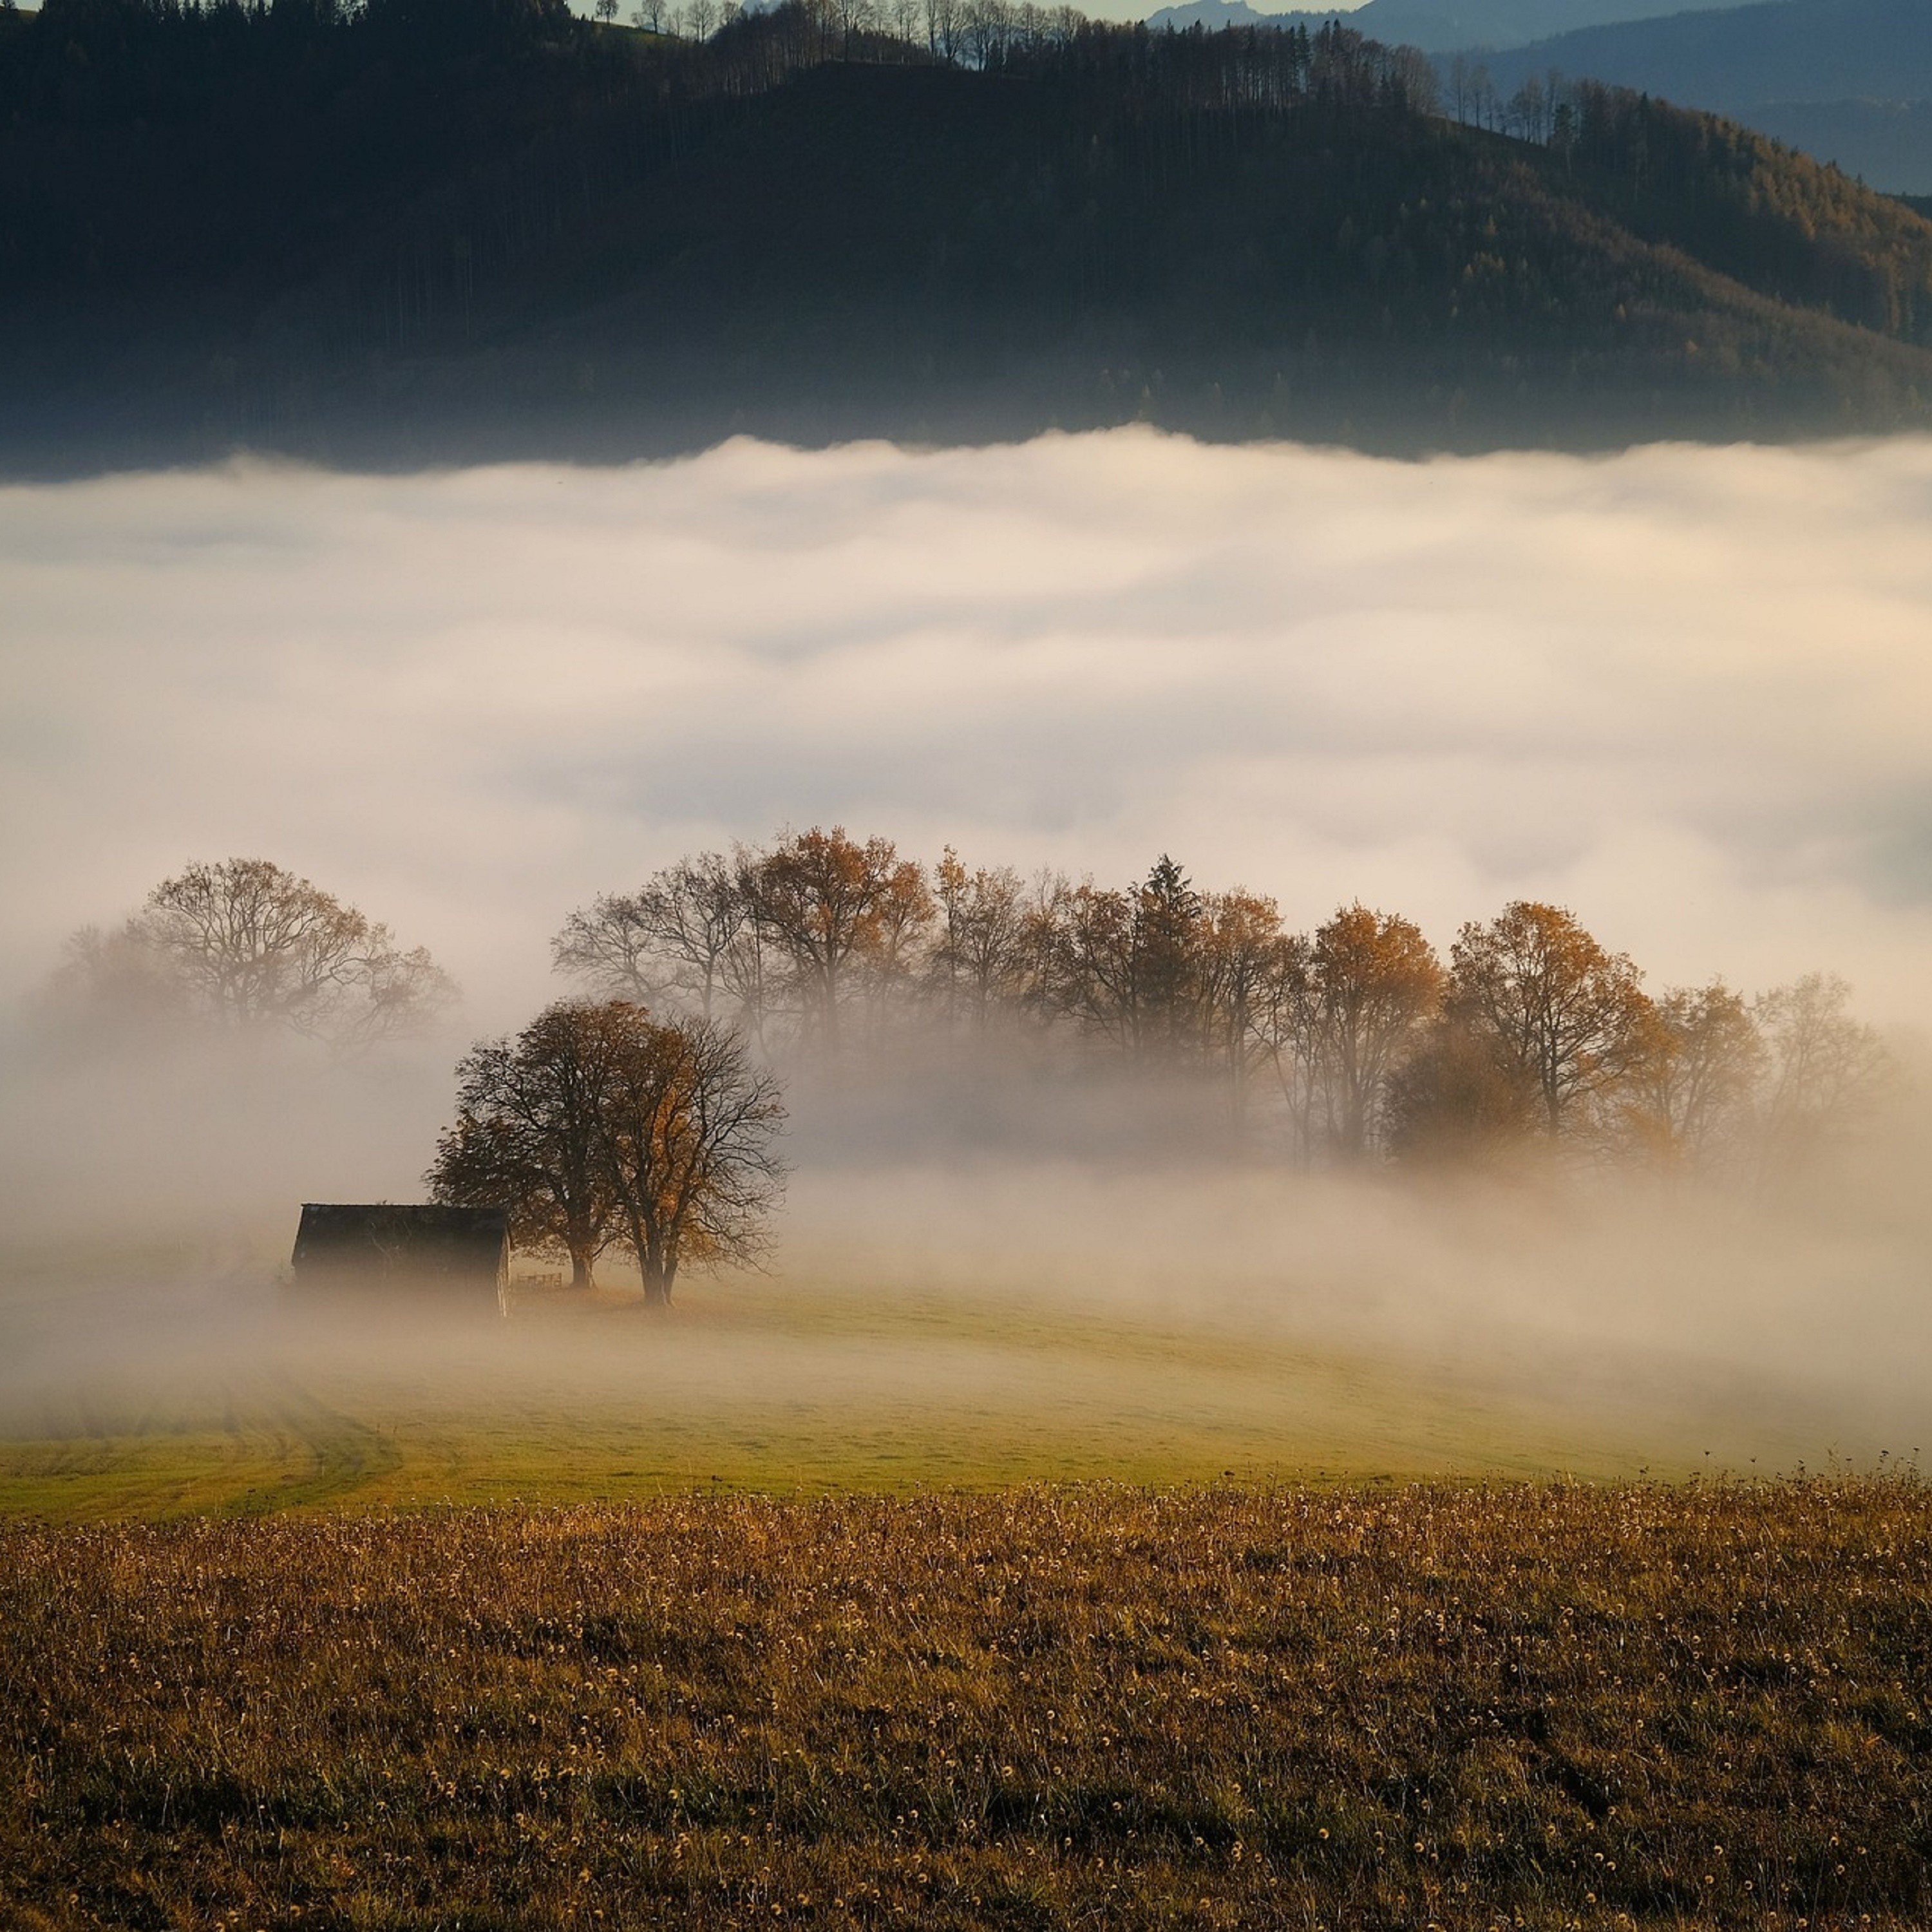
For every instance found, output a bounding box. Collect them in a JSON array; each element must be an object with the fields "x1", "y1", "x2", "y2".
[{"x1": 0, "y1": 1245, "x2": 1880, "y2": 1522}]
